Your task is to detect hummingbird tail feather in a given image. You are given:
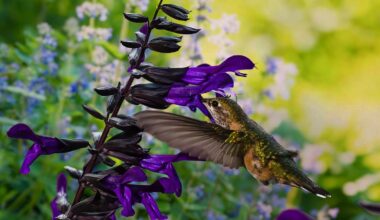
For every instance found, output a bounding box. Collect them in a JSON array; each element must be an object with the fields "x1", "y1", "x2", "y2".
[
  {"x1": 282, "y1": 163, "x2": 332, "y2": 198},
  {"x1": 290, "y1": 174, "x2": 331, "y2": 198},
  {"x1": 300, "y1": 184, "x2": 331, "y2": 199}
]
